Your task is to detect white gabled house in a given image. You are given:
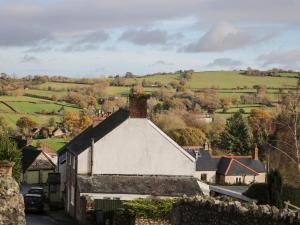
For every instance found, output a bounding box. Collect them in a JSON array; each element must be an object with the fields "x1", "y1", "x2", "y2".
[{"x1": 57, "y1": 94, "x2": 202, "y2": 221}]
